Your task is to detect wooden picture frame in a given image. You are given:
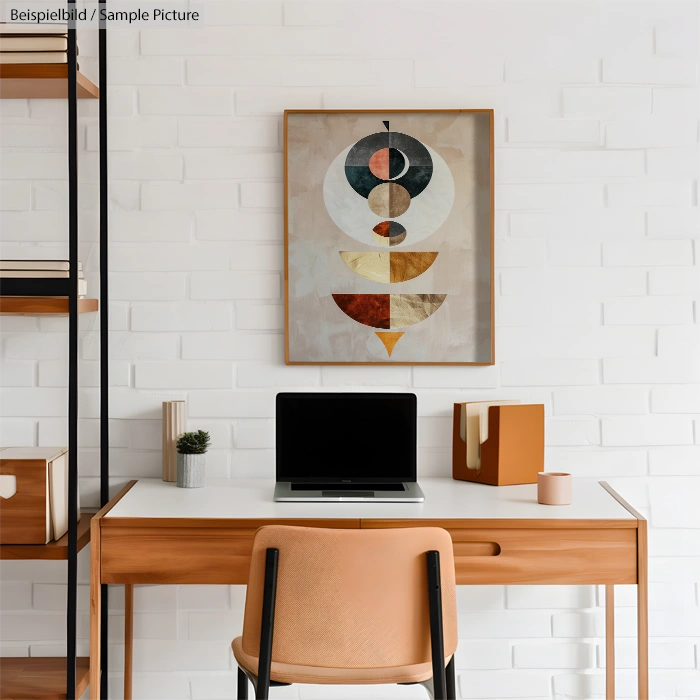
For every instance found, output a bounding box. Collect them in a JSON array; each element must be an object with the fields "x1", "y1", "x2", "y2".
[{"x1": 284, "y1": 109, "x2": 495, "y2": 366}]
